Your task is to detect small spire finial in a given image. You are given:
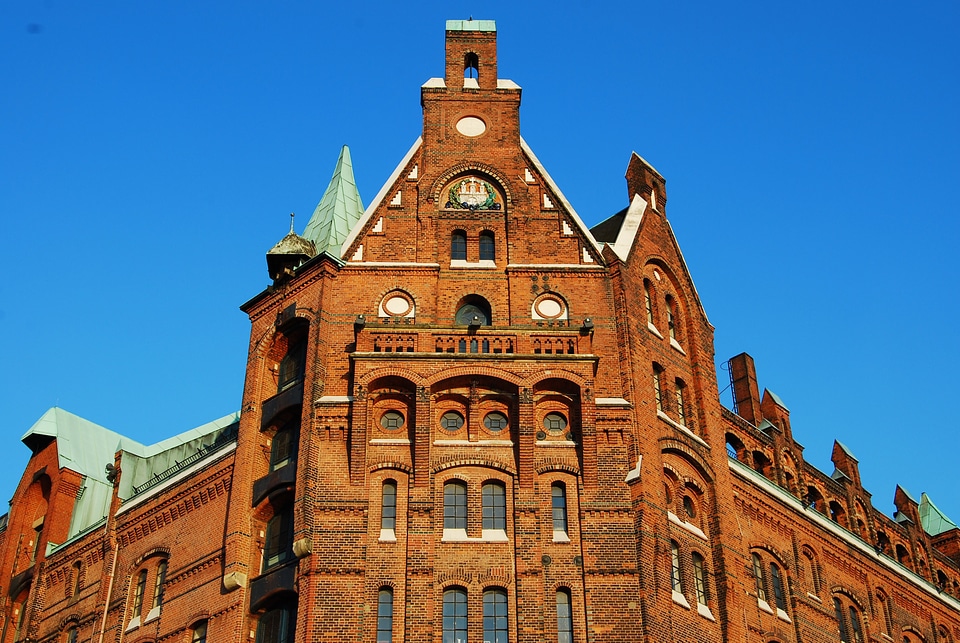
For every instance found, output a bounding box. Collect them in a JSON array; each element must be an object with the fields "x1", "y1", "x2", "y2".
[{"x1": 289, "y1": 212, "x2": 296, "y2": 234}]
